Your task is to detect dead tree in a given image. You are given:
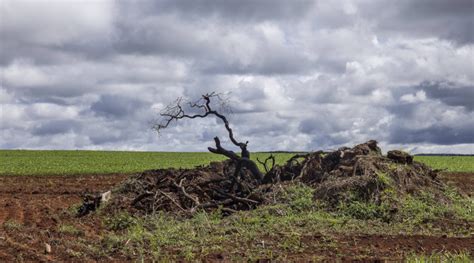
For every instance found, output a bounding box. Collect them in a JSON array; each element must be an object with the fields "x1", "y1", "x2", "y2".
[{"x1": 153, "y1": 92, "x2": 263, "y2": 182}]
